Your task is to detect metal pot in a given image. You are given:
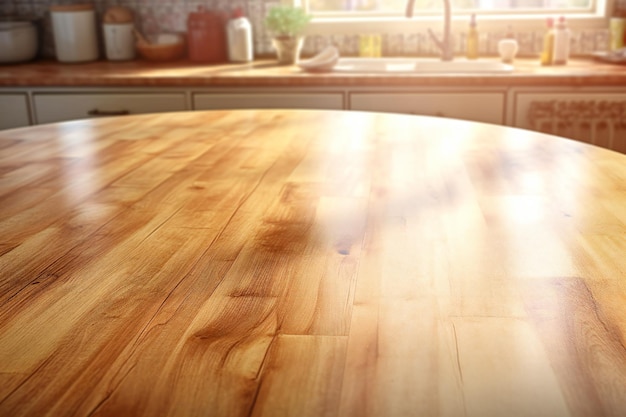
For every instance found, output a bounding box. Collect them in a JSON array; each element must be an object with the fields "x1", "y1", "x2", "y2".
[{"x1": 0, "y1": 21, "x2": 38, "y2": 64}]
